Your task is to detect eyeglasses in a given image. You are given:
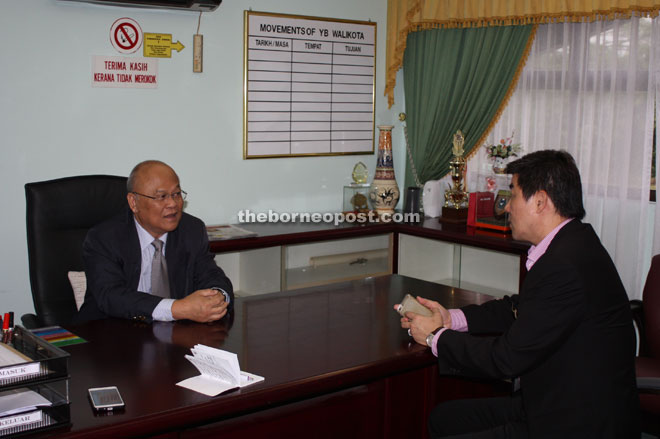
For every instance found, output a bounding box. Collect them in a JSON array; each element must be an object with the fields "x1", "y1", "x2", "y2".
[{"x1": 131, "y1": 190, "x2": 187, "y2": 203}]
